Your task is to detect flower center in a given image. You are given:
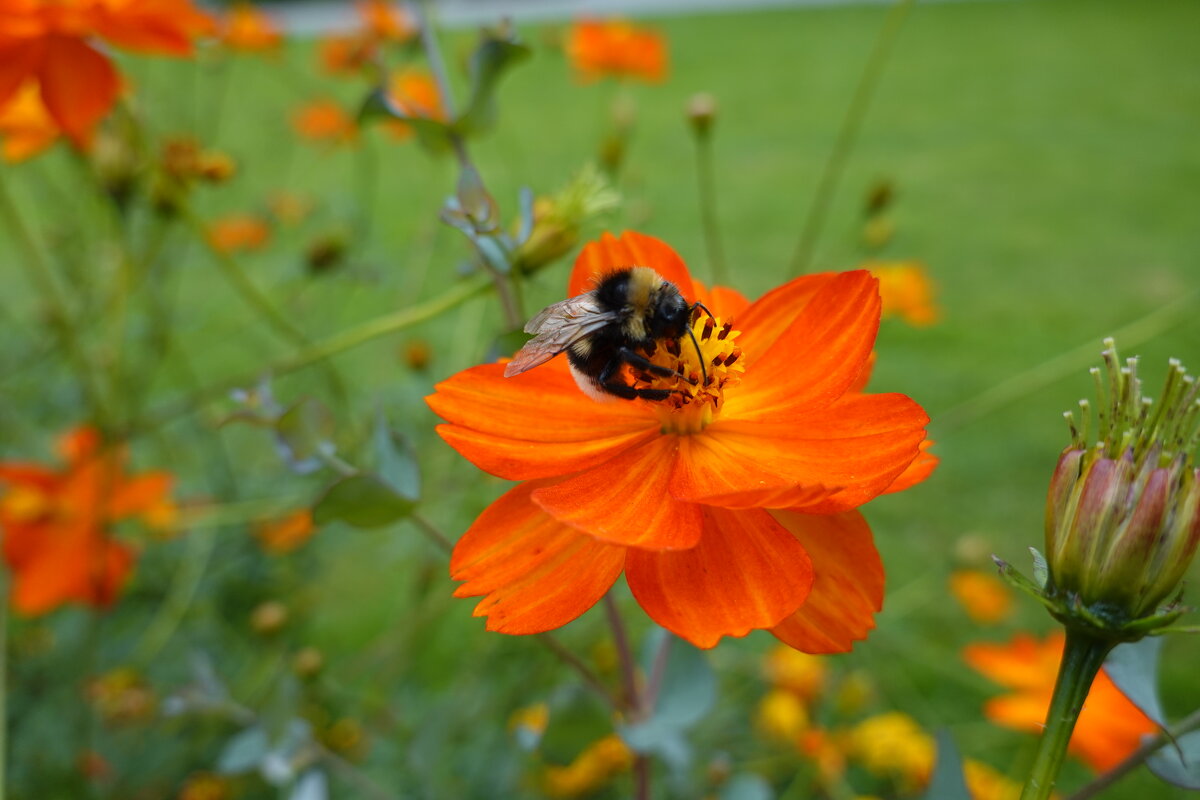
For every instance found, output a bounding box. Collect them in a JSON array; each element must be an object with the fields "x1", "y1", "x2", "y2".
[{"x1": 631, "y1": 311, "x2": 745, "y2": 434}]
